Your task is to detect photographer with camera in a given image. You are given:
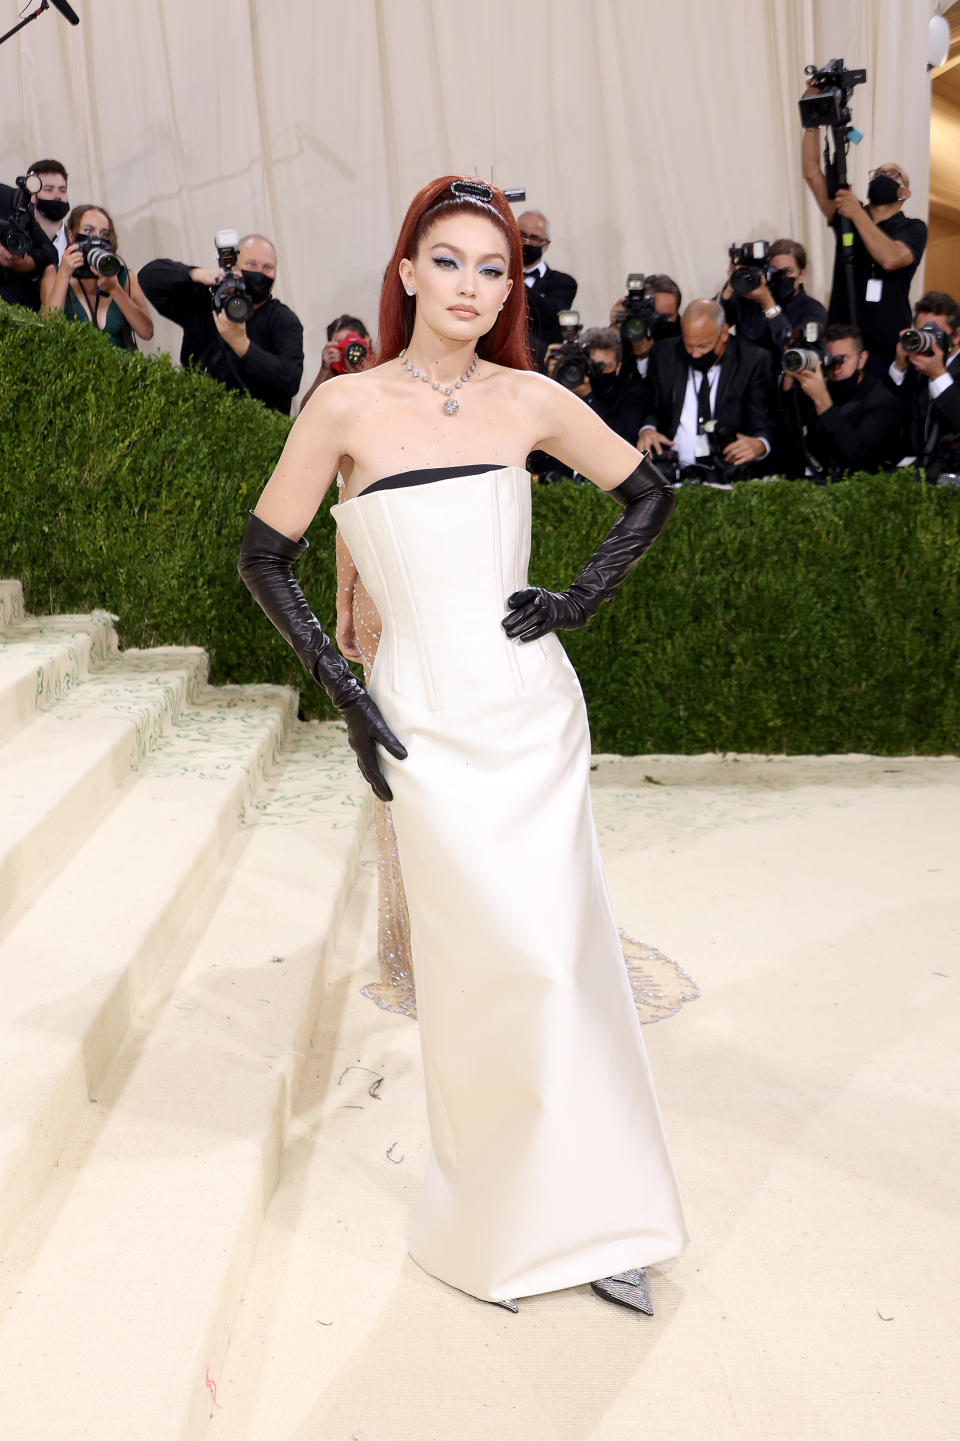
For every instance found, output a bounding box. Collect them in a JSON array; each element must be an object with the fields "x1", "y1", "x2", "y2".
[
  {"x1": 27, "y1": 158, "x2": 71, "y2": 263},
  {"x1": 782, "y1": 323, "x2": 900, "y2": 479},
  {"x1": 801, "y1": 68, "x2": 925, "y2": 373},
  {"x1": 299, "y1": 314, "x2": 372, "y2": 412},
  {"x1": 610, "y1": 274, "x2": 682, "y2": 379},
  {"x1": 637, "y1": 299, "x2": 773, "y2": 482},
  {"x1": 887, "y1": 292, "x2": 960, "y2": 483},
  {"x1": 0, "y1": 172, "x2": 58, "y2": 311},
  {"x1": 138, "y1": 232, "x2": 303, "y2": 414},
  {"x1": 721, "y1": 239, "x2": 826, "y2": 361},
  {"x1": 518, "y1": 208, "x2": 577, "y2": 367},
  {"x1": 41, "y1": 205, "x2": 153, "y2": 350},
  {"x1": 544, "y1": 324, "x2": 649, "y2": 447}
]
